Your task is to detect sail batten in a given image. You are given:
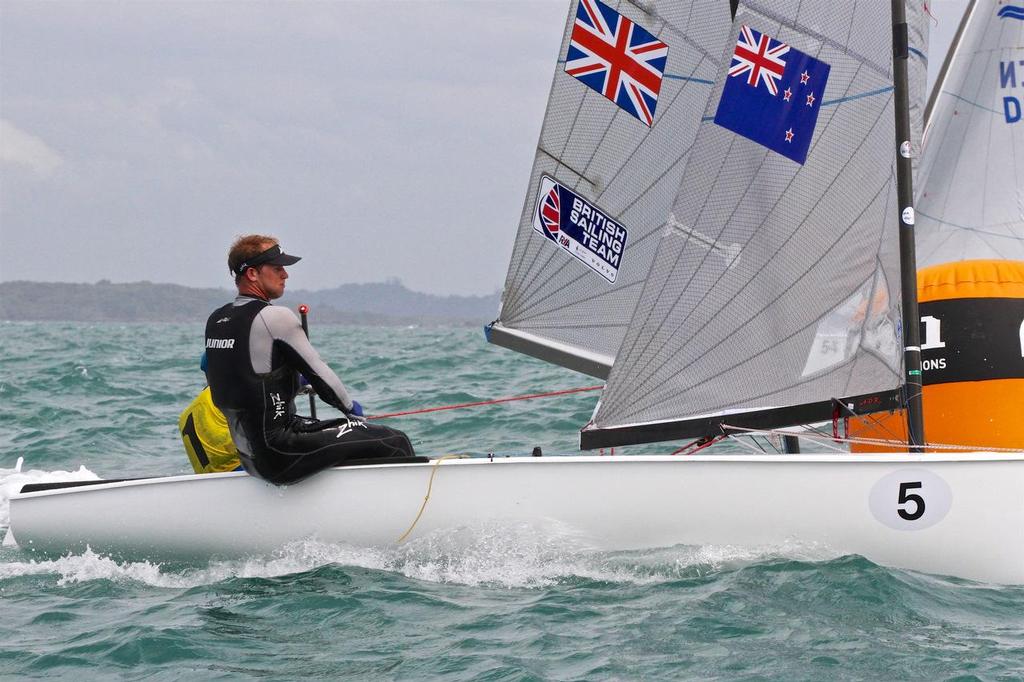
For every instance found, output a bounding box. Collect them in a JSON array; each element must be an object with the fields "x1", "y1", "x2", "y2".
[{"x1": 535, "y1": 147, "x2": 596, "y2": 186}]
